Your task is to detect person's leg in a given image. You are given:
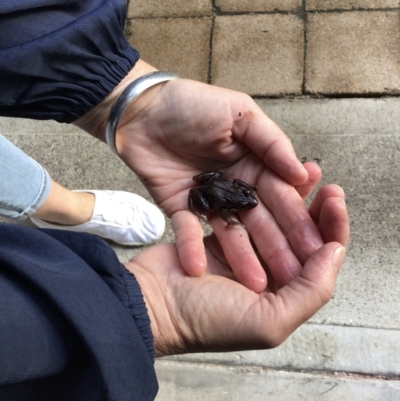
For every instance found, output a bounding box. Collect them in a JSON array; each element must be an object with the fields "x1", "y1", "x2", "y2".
[
  {"x1": 0, "y1": 135, "x2": 165, "y2": 245},
  {"x1": 33, "y1": 180, "x2": 95, "y2": 225},
  {"x1": 0, "y1": 134, "x2": 96, "y2": 223},
  {"x1": 0, "y1": 134, "x2": 52, "y2": 218}
]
